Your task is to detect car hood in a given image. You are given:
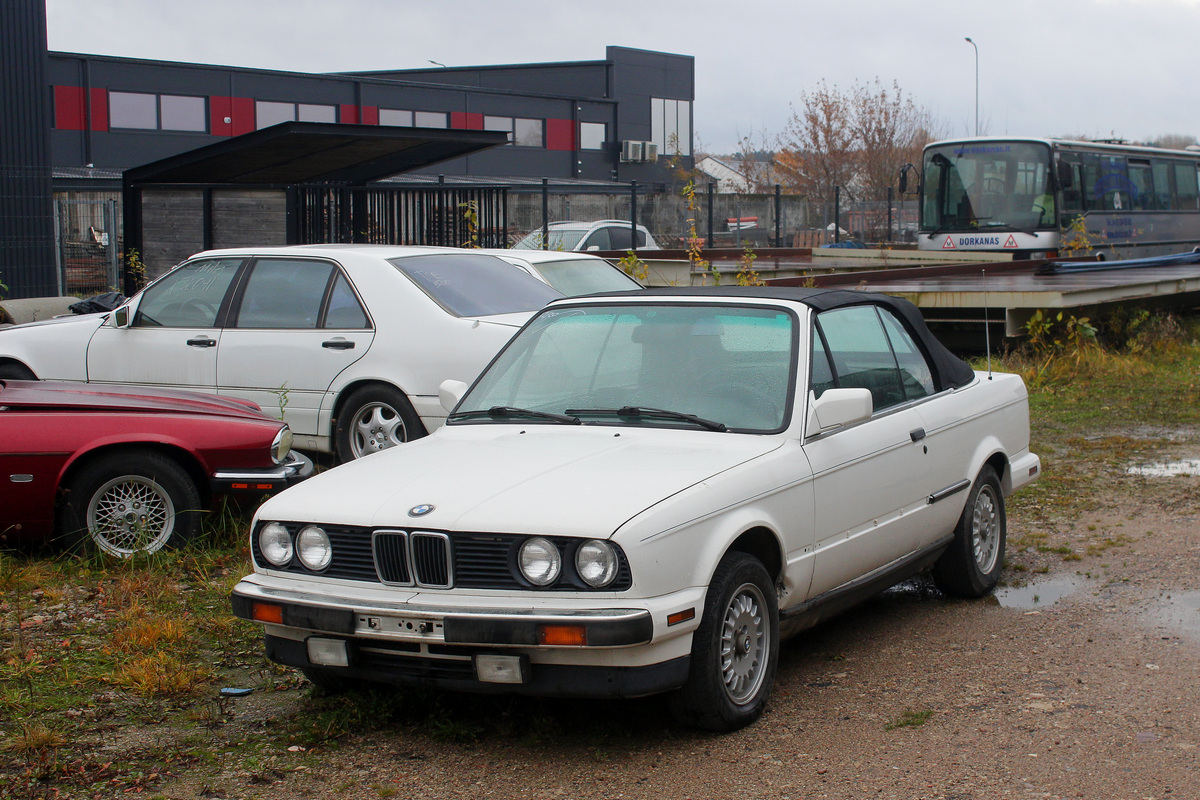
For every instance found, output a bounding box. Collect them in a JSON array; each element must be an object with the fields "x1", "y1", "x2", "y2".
[
  {"x1": 258, "y1": 425, "x2": 783, "y2": 536},
  {"x1": 0, "y1": 379, "x2": 274, "y2": 421},
  {"x1": 0, "y1": 312, "x2": 107, "y2": 333}
]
